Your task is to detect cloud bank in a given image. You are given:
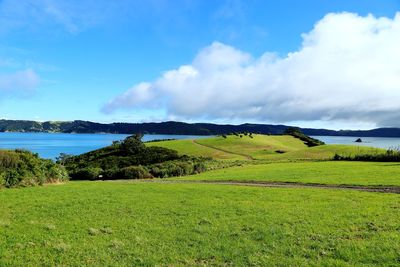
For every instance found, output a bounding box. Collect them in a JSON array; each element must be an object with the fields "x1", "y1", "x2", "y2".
[
  {"x1": 0, "y1": 69, "x2": 40, "y2": 97},
  {"x1": 103, "y1": 12, "x2": 400, "y2": 127}
]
